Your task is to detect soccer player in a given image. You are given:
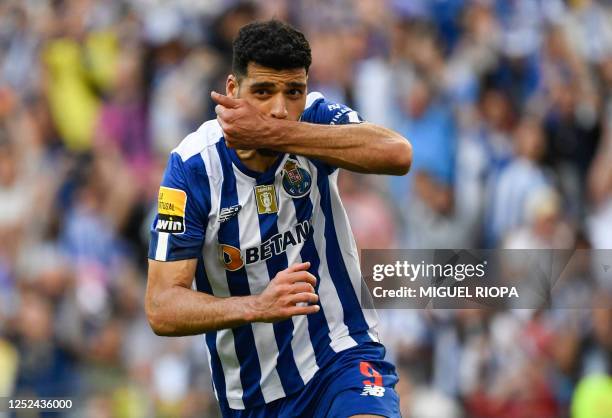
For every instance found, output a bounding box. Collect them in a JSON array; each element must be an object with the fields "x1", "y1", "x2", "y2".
[{"x1": 146, "y1": 20, "x2": 412, "y2": 418}]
